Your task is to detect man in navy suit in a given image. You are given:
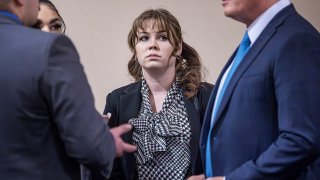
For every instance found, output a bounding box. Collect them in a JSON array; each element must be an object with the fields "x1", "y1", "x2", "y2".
[
  {"x1": 200, "y1": 0, "x2": 320, "y2": 179},
  {"x1": 0, "y1": 0, "x2": 136, "y2": 179}
]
